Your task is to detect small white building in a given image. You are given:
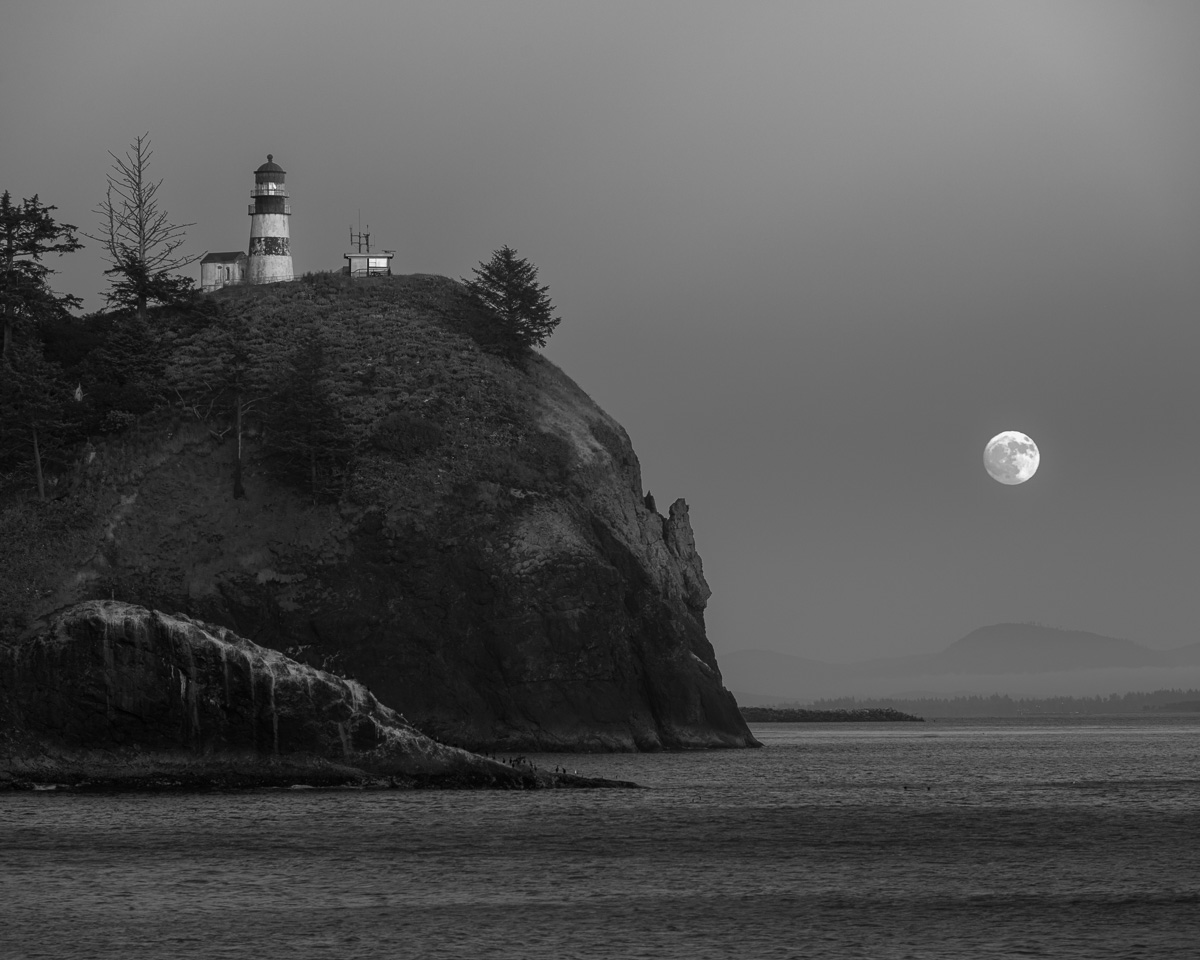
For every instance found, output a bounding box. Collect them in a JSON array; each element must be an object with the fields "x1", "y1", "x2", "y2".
[
  {"x1": 343, "y1": 250, "x2": 395, "y2": 277},
  {"x1": 200, "y1": 251, "x2": 247, "y2": 291}
]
